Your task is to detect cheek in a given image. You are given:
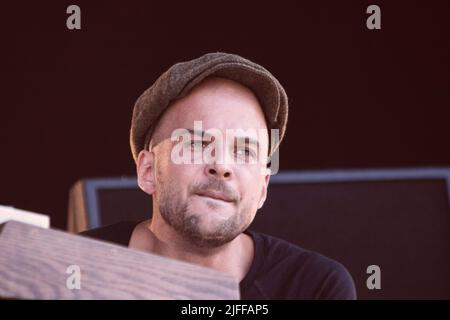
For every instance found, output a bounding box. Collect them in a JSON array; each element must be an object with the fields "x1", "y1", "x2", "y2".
[
  {"x1": 157, "y1": 145, "x2": 189, "y2": 176},
  {"x1": 237, "y1": 171, "x2": 266, "y2": 204},
  {"x1": 160, "y1": 162, "x2": 201, "y2": 192}
]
